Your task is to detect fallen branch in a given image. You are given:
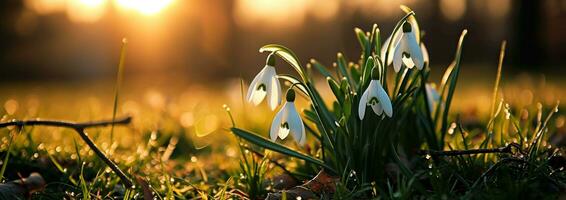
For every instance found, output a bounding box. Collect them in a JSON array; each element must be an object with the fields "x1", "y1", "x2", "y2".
[
  {"x1": 418, "y1": 143, "x2": 524, "y2": 157},
  {"x1": 0, "y1": 116, "x2": 133, "y2": 187}
]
